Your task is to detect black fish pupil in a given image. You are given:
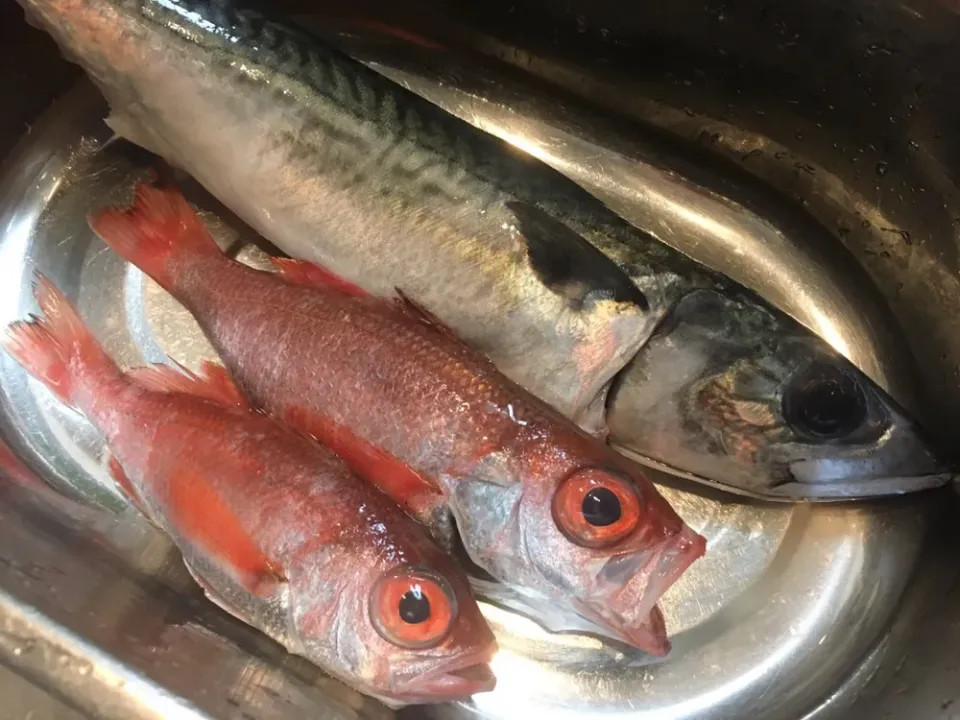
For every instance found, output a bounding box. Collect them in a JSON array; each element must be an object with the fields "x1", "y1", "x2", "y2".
[
  {"x1": 784, "y1": 363, "x2": 867, "y2": 439},
  {"x1": 399, "y1": 588, "x2": 431, "y2": 624},
  {"x1": 581, "y1": 487, "x2": 622, "y2": 527}
]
